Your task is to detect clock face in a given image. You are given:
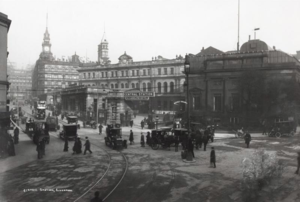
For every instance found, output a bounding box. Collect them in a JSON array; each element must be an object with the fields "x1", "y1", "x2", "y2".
[{"x1": 44, "y1": 46, "x2": 49, "y2": 52}]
